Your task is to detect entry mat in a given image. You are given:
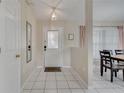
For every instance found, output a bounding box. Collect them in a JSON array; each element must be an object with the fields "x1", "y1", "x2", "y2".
[{"x1": 44, "y1": 67, "x2": 61, "y2": 72}]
